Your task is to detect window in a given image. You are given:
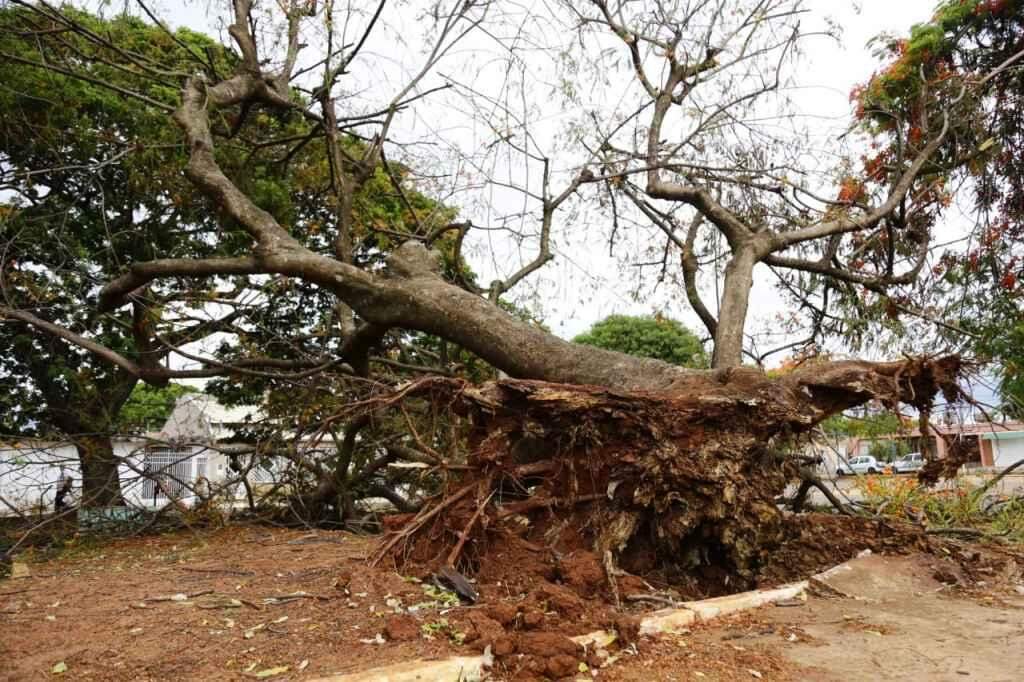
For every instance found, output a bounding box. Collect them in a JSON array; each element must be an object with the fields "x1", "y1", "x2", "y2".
[{"x1": 142, "y1": 447, "x2": 195, "y2": 500}]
